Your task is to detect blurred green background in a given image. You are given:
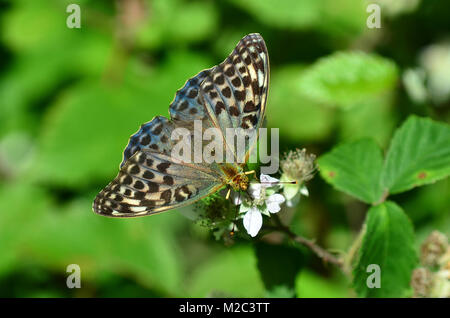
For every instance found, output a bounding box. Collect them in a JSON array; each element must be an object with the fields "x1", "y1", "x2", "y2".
[{"x1": 0, "y1": 0, "x2": 449, "y2": 297}]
